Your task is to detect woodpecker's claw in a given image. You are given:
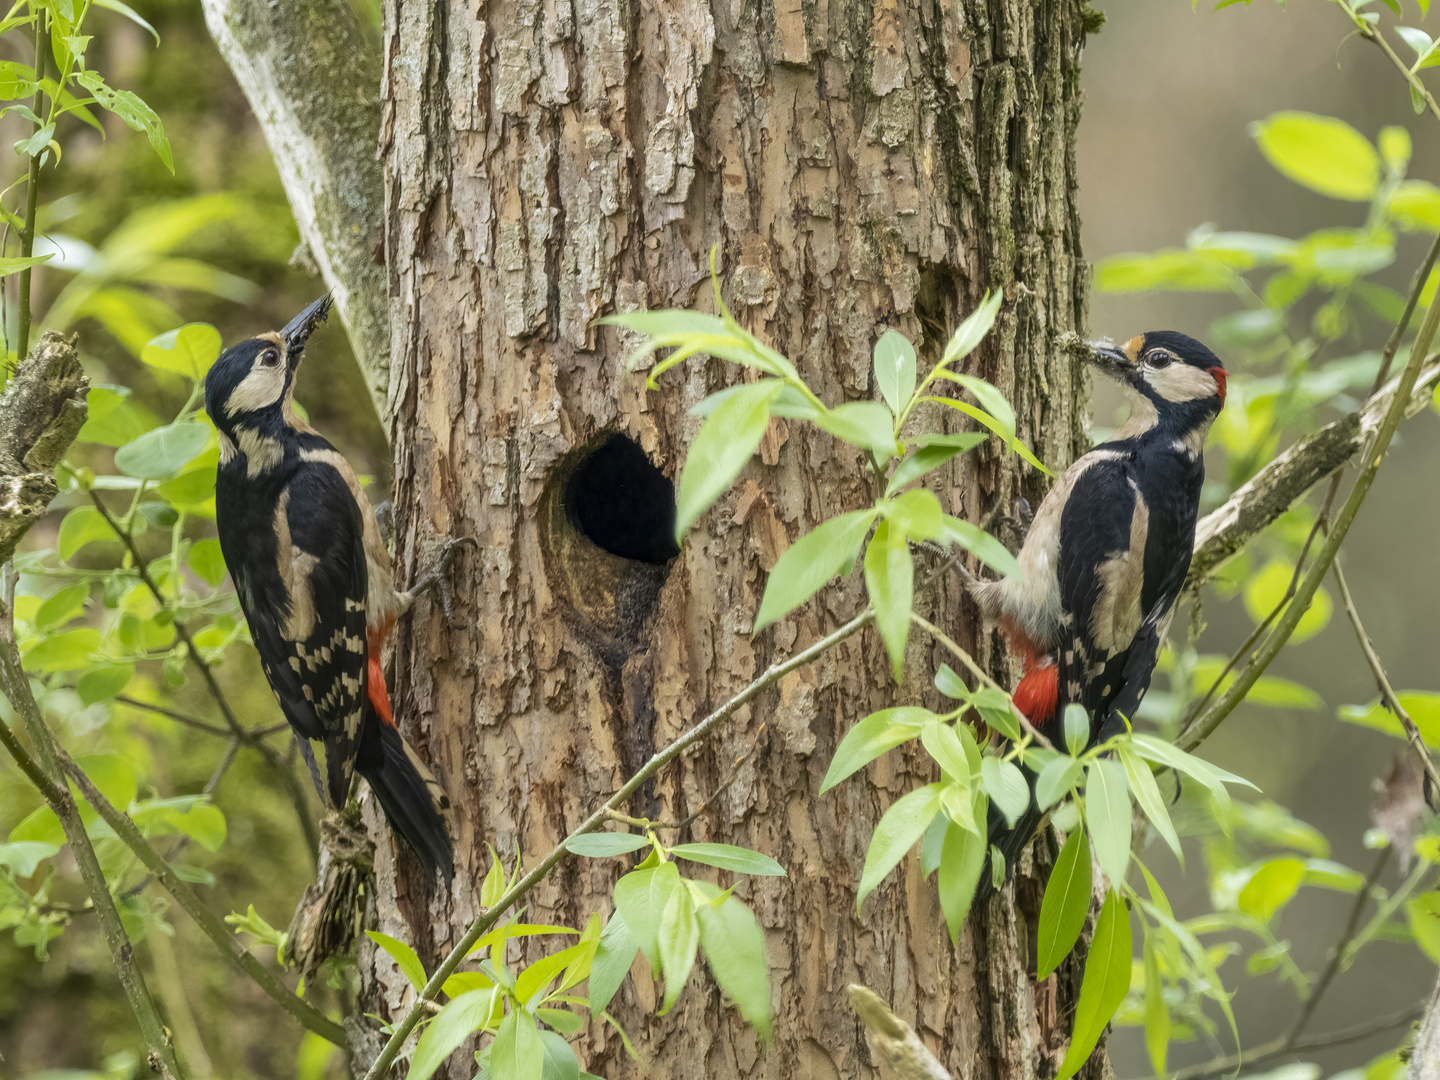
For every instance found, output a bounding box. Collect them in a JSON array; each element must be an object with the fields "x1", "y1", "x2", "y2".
[{"x1": 408, "y1": 536, "x2": 477, "y2": 630}]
